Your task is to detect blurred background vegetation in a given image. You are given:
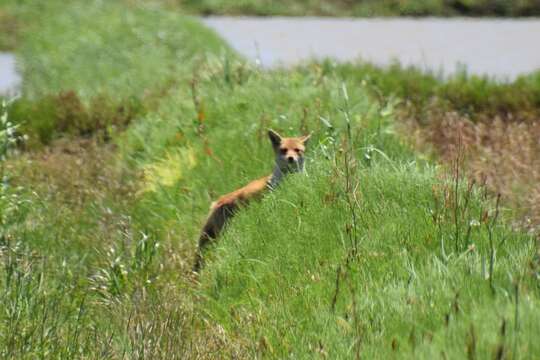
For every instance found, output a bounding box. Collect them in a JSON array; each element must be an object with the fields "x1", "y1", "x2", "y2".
[
  {"x1": 0, "y1": 0, "x2": 539, "y2": 358},
  {"x1": 174, "y1": 0, "x2": 540, "y2": 17}
]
